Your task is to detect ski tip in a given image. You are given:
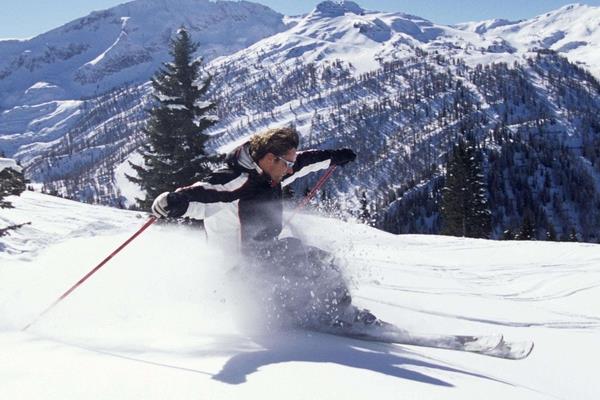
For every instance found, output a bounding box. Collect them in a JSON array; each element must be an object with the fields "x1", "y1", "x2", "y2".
[
  {"x1": 503, "y1": 340, "x2": 535, "y2": 360},
  {"x1": 519, "y1": 341, "x2": 535, "y2": 359}
]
